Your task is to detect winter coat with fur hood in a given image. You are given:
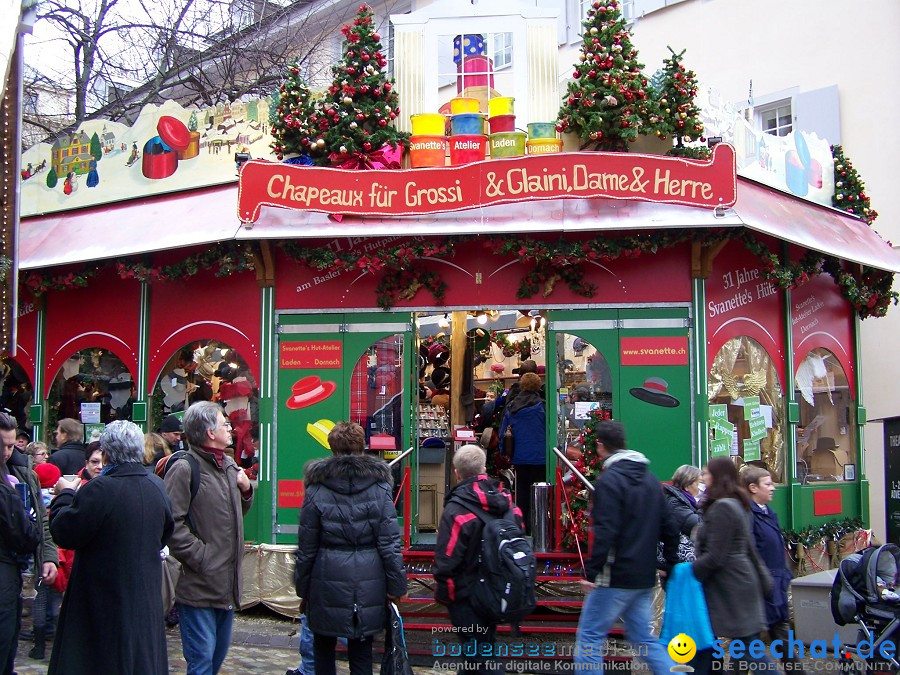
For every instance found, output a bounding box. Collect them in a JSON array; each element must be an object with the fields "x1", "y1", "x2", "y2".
[{"x1": 294, "y1": 453, "x2": 407, "y2": 639}]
